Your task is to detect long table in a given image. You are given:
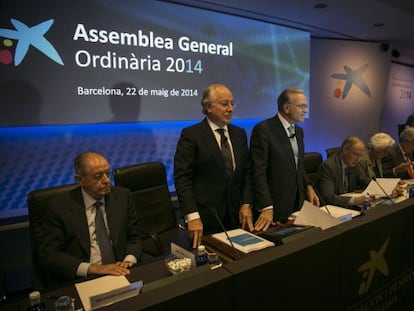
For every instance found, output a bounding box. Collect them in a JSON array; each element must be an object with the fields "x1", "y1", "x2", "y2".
[
  {"x1": 5, "y1": 198, "x2": 414, "y2": 310},
  {"x1": 227, "y1": 198, "x2": 414, "y2": 310}
]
